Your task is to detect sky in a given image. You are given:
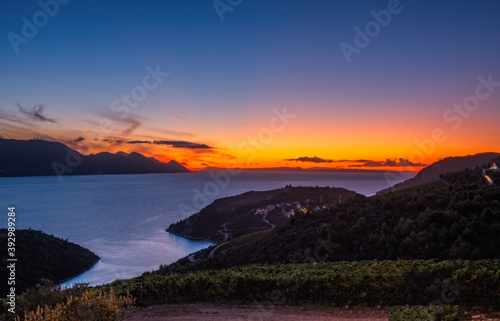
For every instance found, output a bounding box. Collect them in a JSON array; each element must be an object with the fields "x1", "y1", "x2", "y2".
[{"x1": 1, "y1": 0, "x2": 499, "y2": 170}]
